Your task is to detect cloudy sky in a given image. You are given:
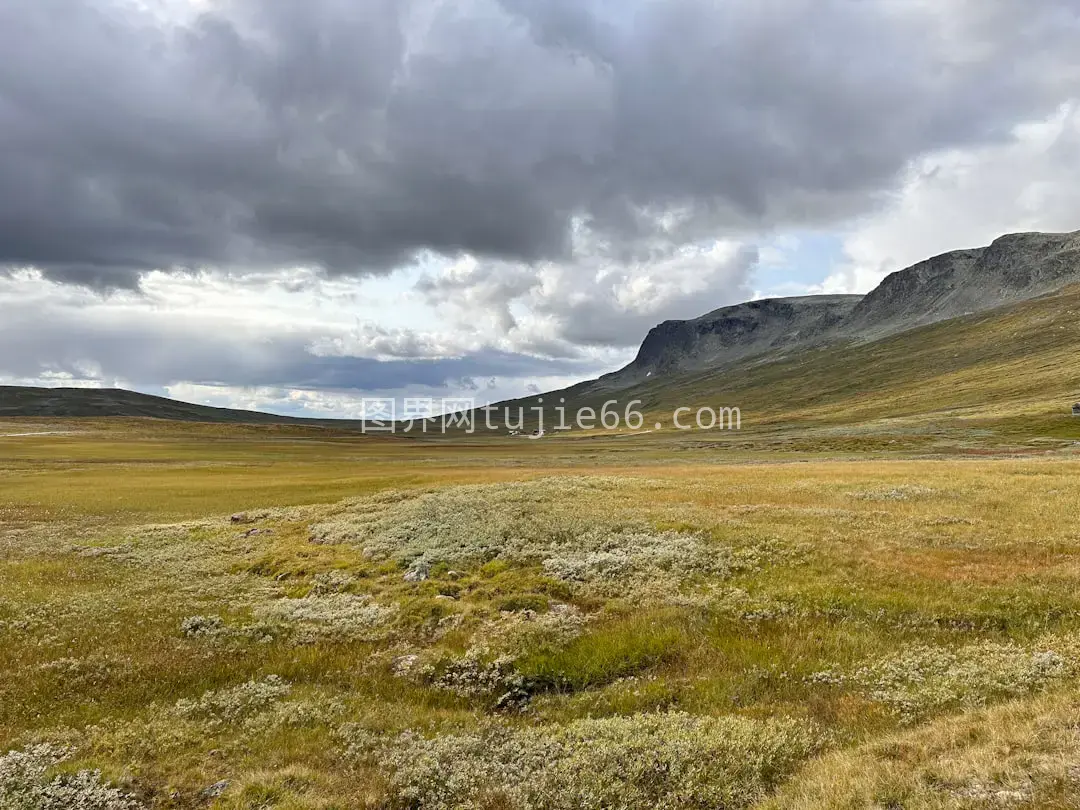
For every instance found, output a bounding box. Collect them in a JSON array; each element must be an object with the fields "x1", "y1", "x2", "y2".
[{"x1": 2, "y1": 0, "x2": 1079, "y2": 417}]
